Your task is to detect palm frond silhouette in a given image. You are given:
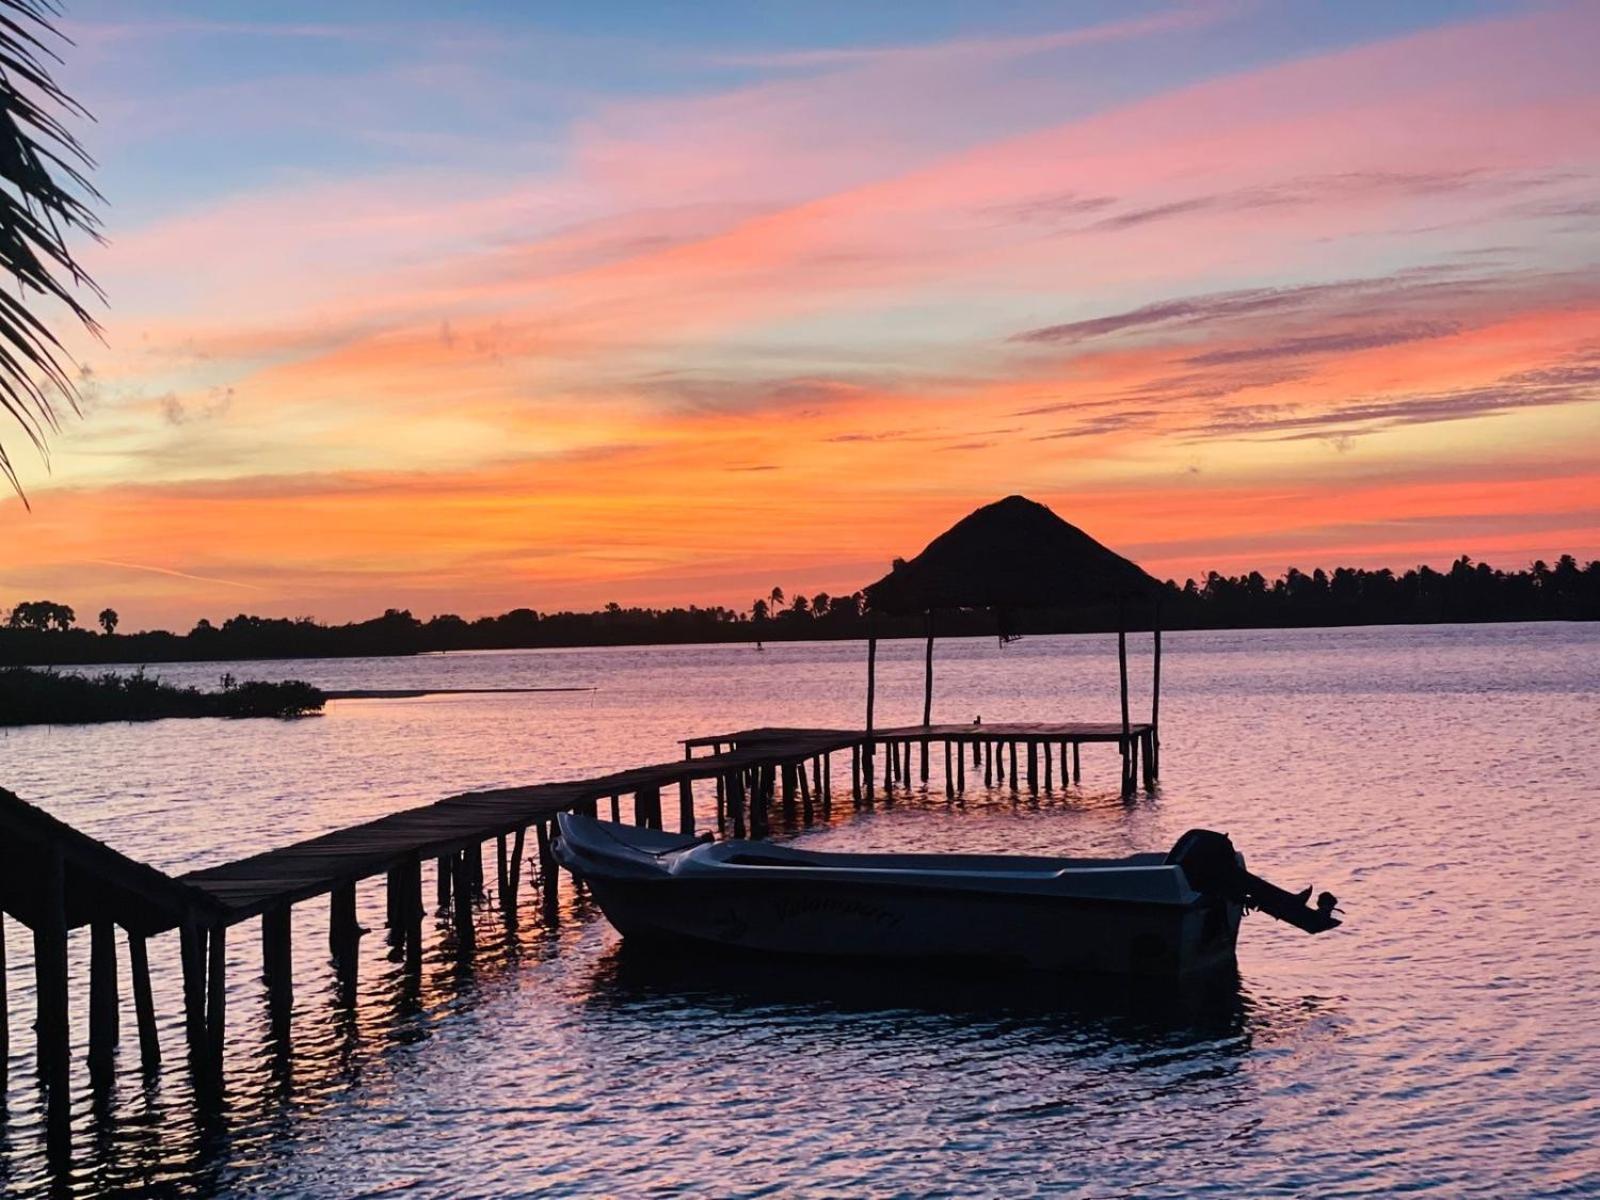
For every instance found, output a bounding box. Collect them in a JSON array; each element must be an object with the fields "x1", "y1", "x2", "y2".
[{"x1": 0, "y1": 0, "x2": 102, "y2": 502}]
